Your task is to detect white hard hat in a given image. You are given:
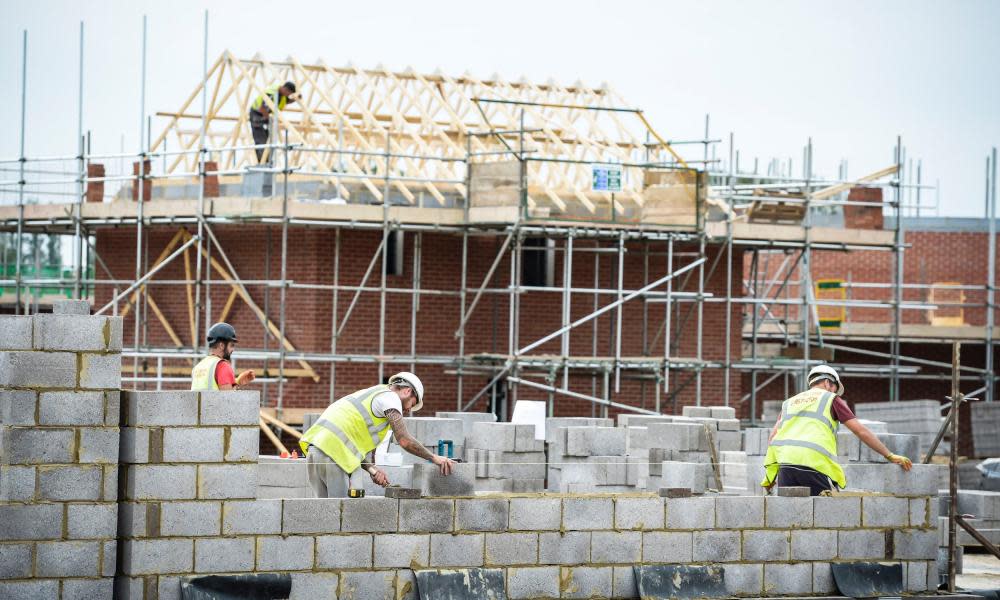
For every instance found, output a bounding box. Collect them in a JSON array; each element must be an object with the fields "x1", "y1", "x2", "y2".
[
  {"x1": 807, "y1": 364, "x2": 844, "y2": 395},
  {"x1": 389, "y1": 371, "x2": 424, "y2": 412}
]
